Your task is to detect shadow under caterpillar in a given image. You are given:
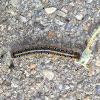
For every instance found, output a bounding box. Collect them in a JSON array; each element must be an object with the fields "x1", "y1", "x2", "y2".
[{"x1": 11, "y1": 44, "x2": 80, "y2": 59}]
